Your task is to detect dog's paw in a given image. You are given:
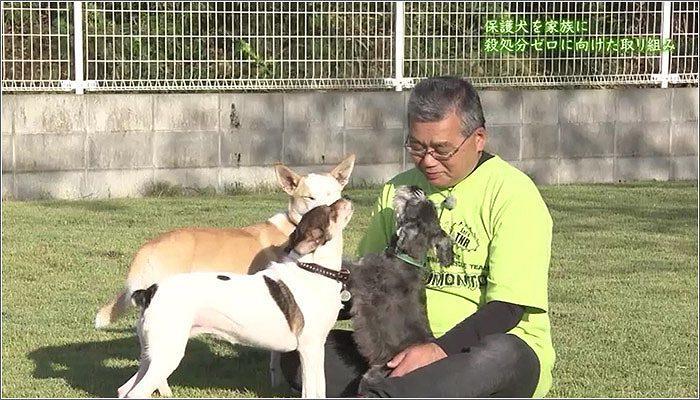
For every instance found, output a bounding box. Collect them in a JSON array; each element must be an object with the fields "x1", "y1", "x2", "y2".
[
  {"x1": 358, "y1": 365, "x2": 390, "y2": 395},
  {"x1": 156, "y1": 382, "x2": 172, "y2": 397}
]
